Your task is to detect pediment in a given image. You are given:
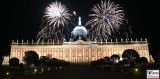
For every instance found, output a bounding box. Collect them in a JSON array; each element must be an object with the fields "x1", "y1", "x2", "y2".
[{"x1": 71, "y1": 39, "x2": 90, "y2": 45}]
